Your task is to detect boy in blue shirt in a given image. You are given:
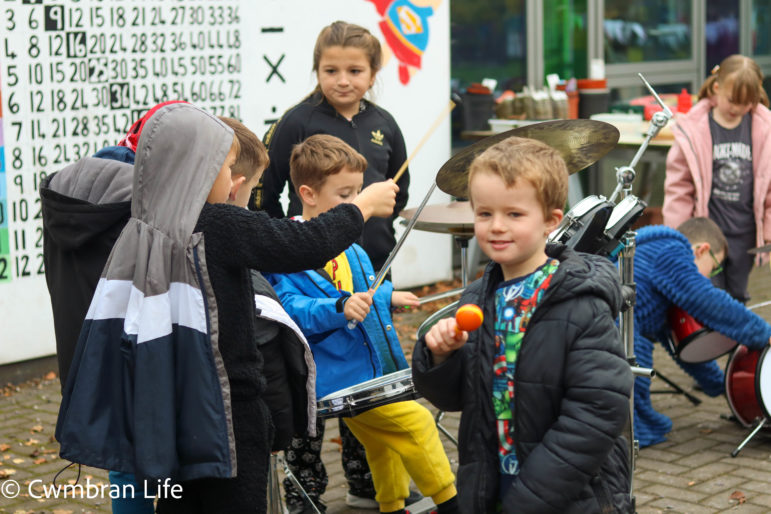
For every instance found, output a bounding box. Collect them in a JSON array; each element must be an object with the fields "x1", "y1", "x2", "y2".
[{"x1": 267, "y1": 134, "x2": 458, "y2": 514}]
